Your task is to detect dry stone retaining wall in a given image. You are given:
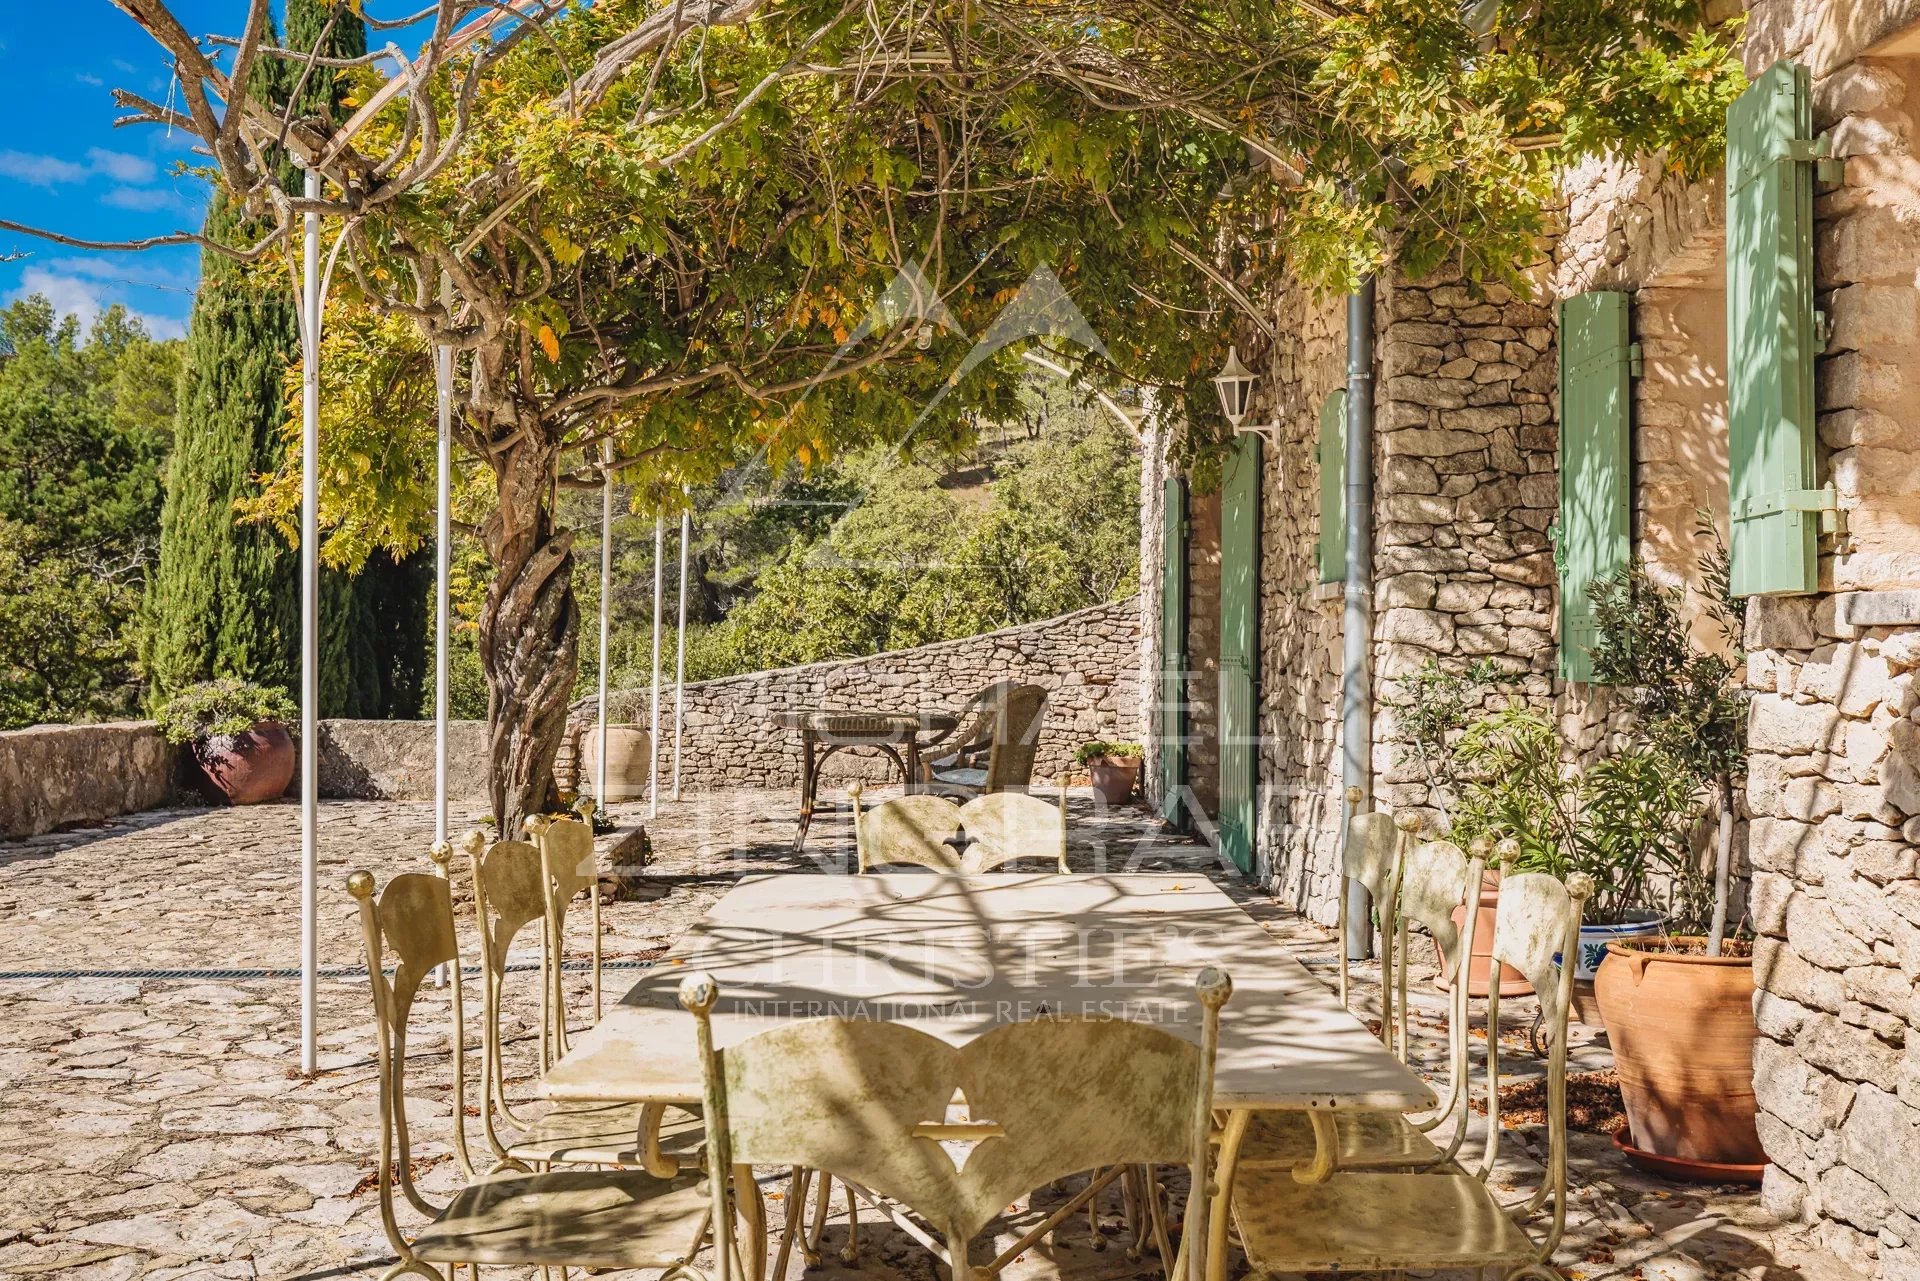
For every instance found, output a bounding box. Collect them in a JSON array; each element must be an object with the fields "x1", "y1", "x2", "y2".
[{"x1": 565, "y1": 600, "x2": 1144, "y2": 792}]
